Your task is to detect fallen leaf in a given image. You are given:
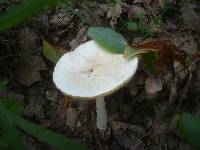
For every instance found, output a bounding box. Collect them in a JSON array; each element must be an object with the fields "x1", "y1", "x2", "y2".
[
  {"x1": 43, "y1": 40, "x2": 63, "y2": 63},
  {"x1": 107, "y1": 3, "x2": 125, "y2": 28},
  {"x1": 131, "y1": 139, "x2": 145, "y2": 150},
  {"x1": 15, "y1": 56, "x2": 46, "y2": 86},
  {"x1": 66, "y1": 108, "x2": 80, "y2": 128},
  {"x1": 171, "y1": 35, "x2": 197, "y2": 55},
  {"x1": 153, "y1": 101, "x2": 170, "y2": 147},
  {"x1": 23, "y1": 84, "x2": 46, "y2": 120},
  {"x1": 18, "y1": 28, "x2": 39, "y2": 58},
  {"x1": 49, "y1": 9, "x2": 73, "y2": 26},
  {"x1": 145, "y1": 75, "x2": 162, "y2": 94},
  {"x1": 91, "y1": 4, "x2": 110, "y2": 26},
  {"x1": 69, "y1": 27, "x2": 87, "y2": 50},
  {"x1": 181, "y1": 2, "x2": 200, "y2": 31},
  {"x1": 126, "y1": 3, "x2": 146, "y2": 19},
  {"x1": 110, "y1": 119, "x2": 145, "y2": 135},
  {"x1": 131, "y1": 40, "x2": 186, "y2": 76},
  {"x1": 45, "y1": 90, "x2": 57, "y2": 102},
  {"x1": 127, "y1": 79, "x2": 138, "y2": 96}
]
